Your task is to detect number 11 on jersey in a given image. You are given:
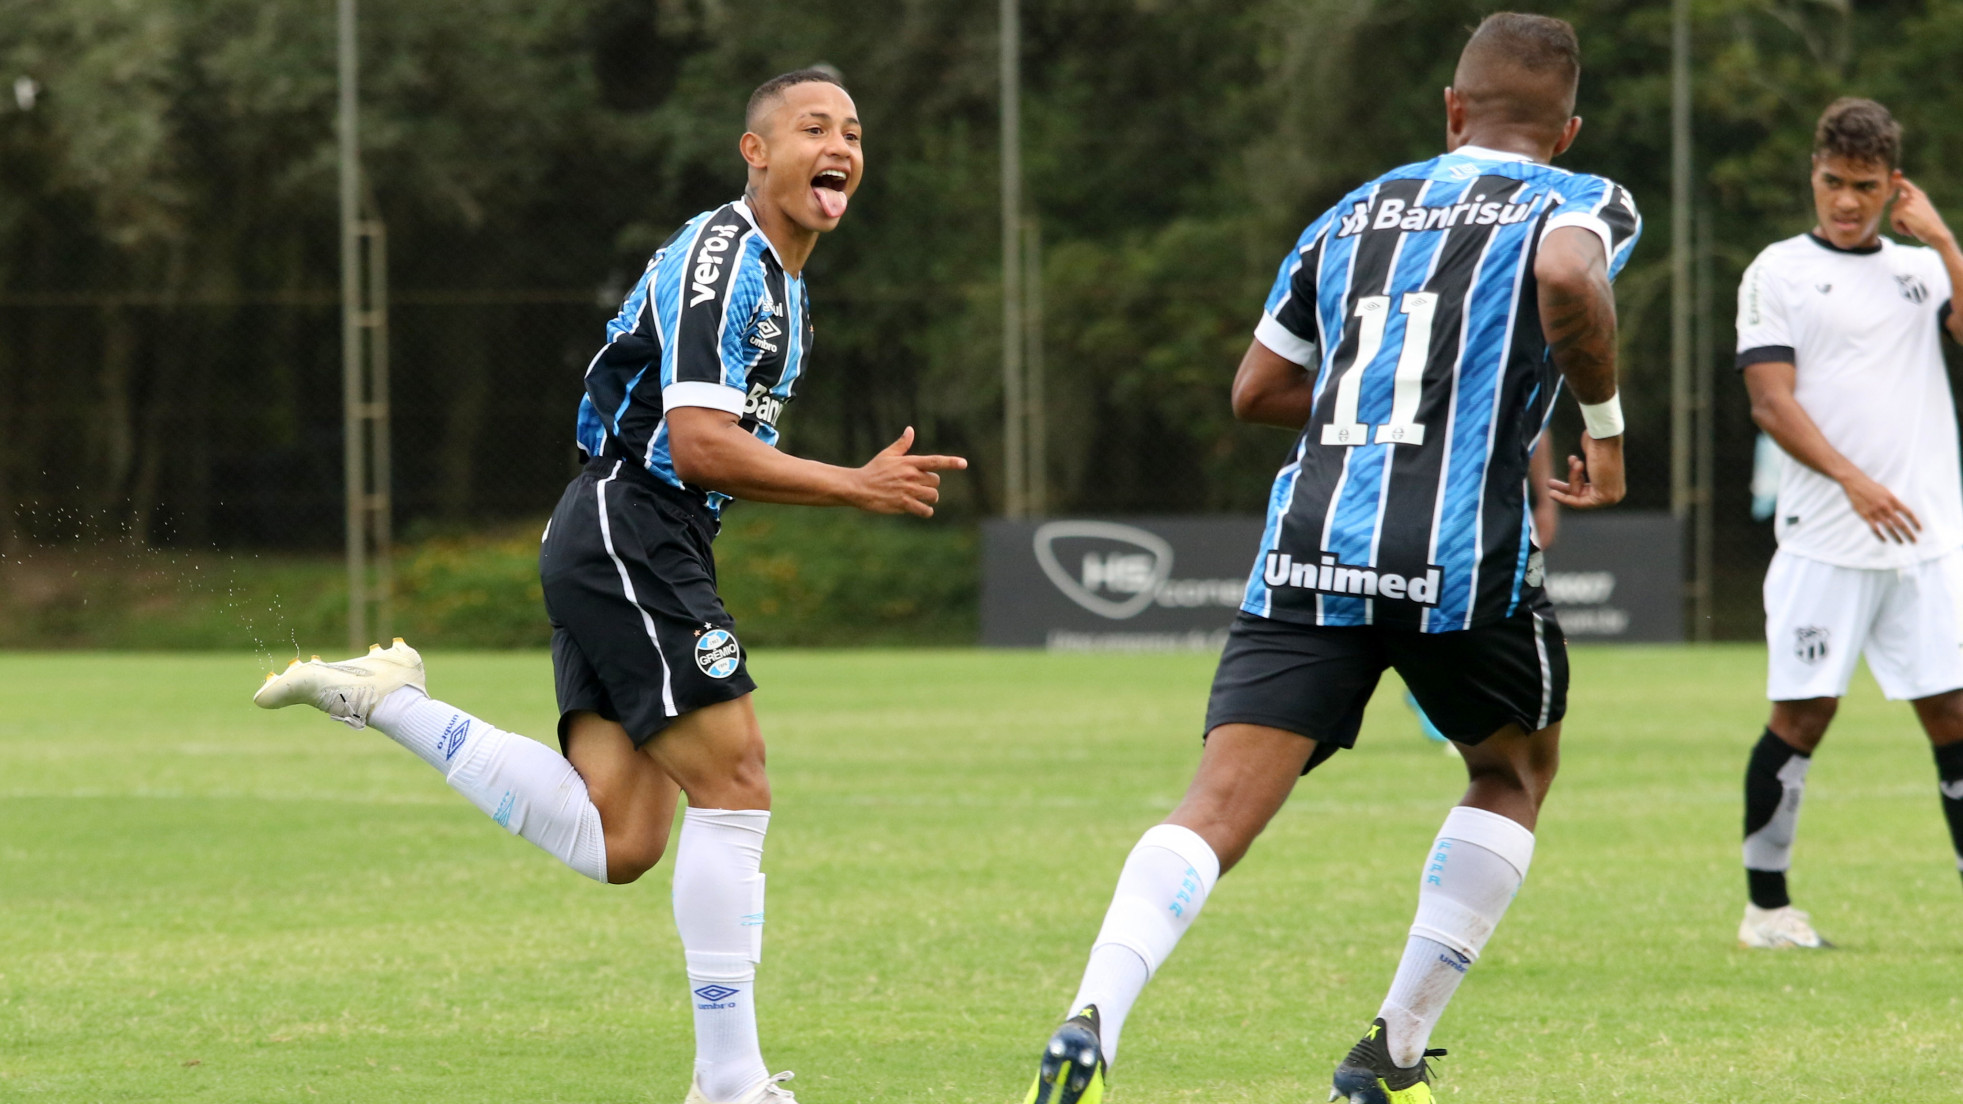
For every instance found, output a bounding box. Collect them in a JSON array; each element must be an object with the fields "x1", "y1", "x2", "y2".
[{"x1": 1320, "y1": 291, "x2": 1437, "y2": 447}]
